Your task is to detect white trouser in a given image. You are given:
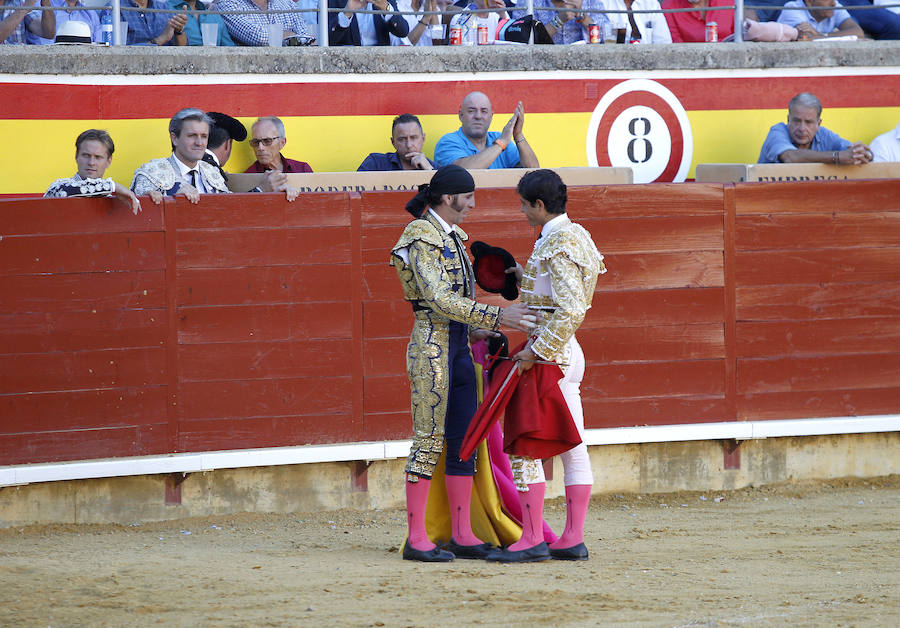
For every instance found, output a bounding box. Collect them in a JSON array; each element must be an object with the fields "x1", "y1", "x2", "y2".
[{"x1": 510, "y1": 336, "x2": 594, "y2": 490}]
